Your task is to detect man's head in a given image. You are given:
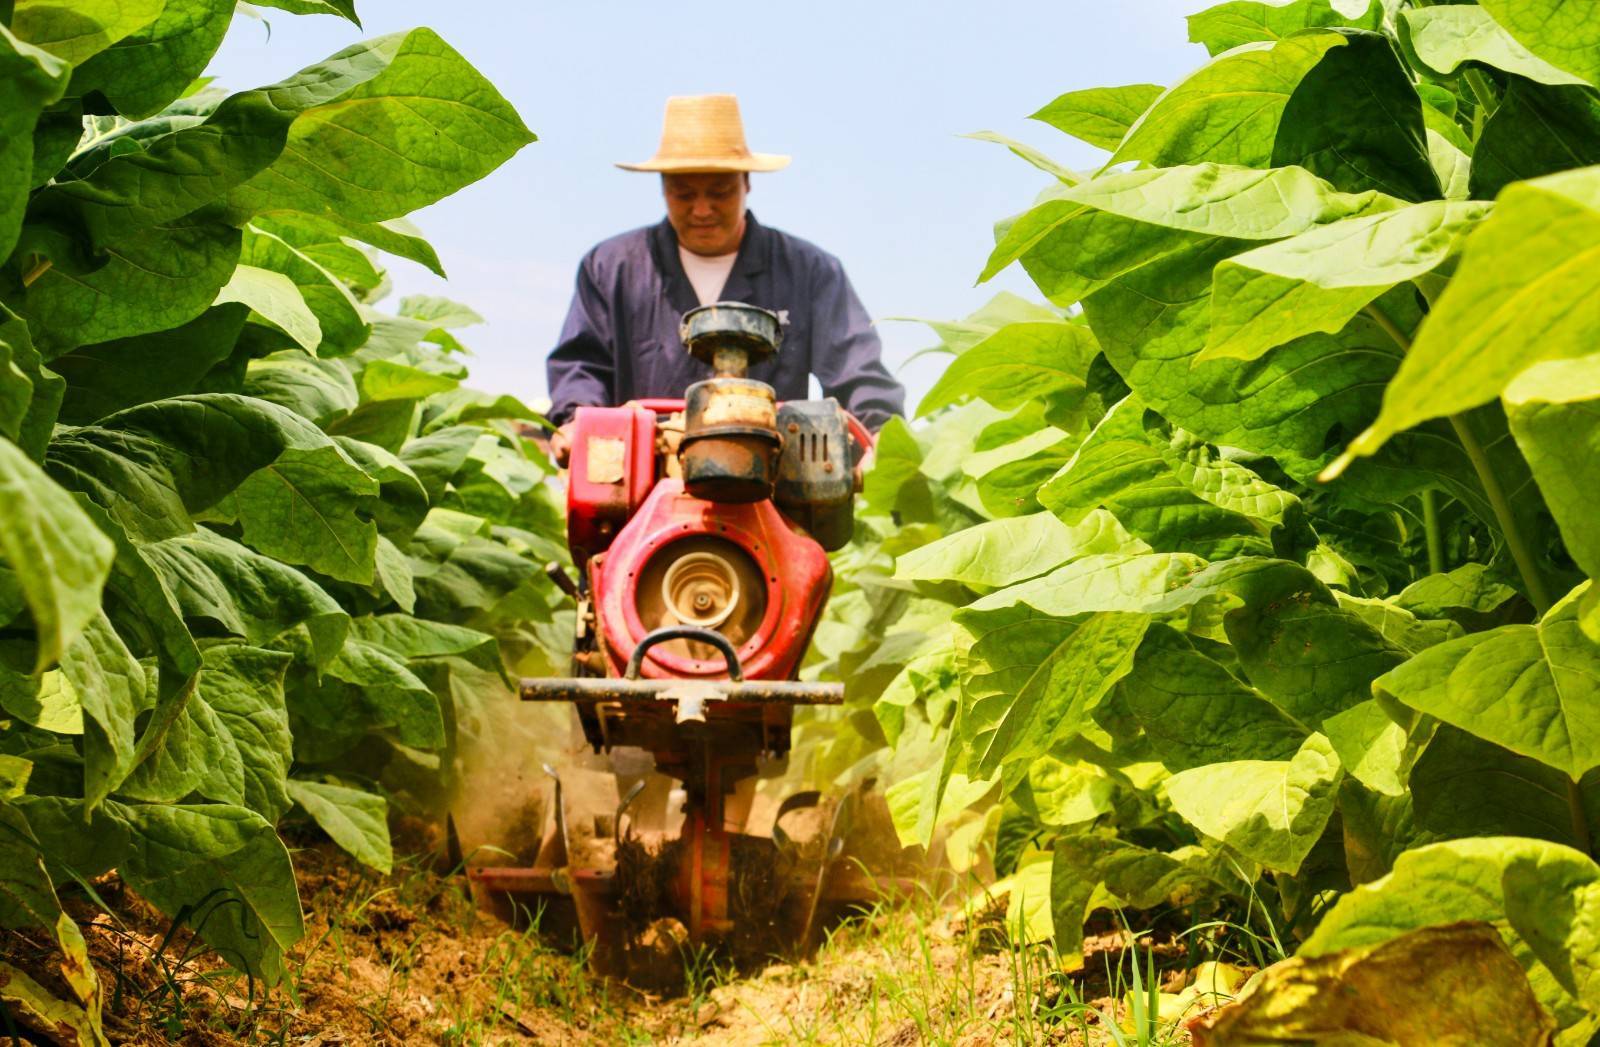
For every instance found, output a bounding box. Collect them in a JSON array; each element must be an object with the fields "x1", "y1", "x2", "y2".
[{"x1": 663, "y1": 172, "x2": 749, "y2": 257}]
